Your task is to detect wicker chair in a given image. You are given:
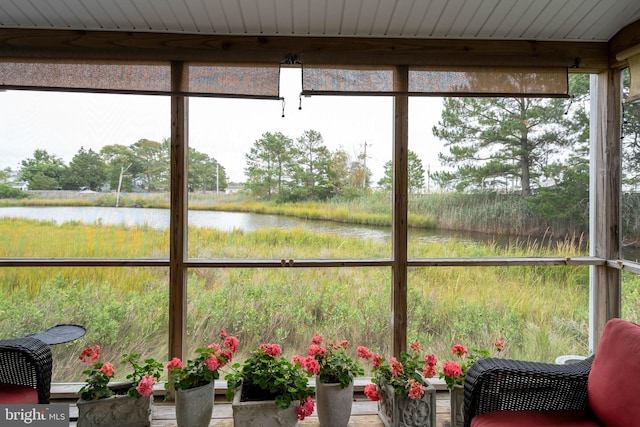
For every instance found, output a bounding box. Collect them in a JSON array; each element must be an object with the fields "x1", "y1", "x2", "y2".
[
  {"x1": 463, "y1": 318, "x2": 640, "y2": 427},
  {"x1": 0, "y1": 336, "x2": 53, "y2": 403},
  {"x1": 463, "y1": 356, "x2": 594, "y2": 427}
]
